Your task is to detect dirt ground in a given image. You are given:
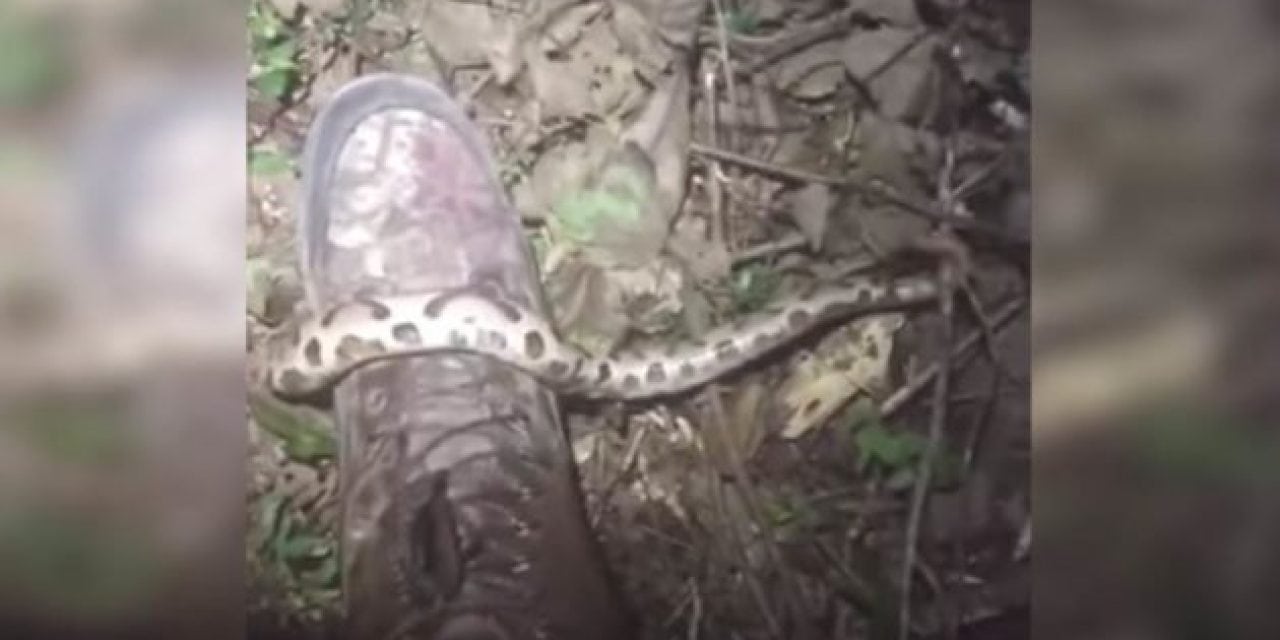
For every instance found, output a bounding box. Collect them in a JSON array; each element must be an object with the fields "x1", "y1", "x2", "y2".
[{"x1": 246, "y1": 0, "x2": 1030, "y2": 637}]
